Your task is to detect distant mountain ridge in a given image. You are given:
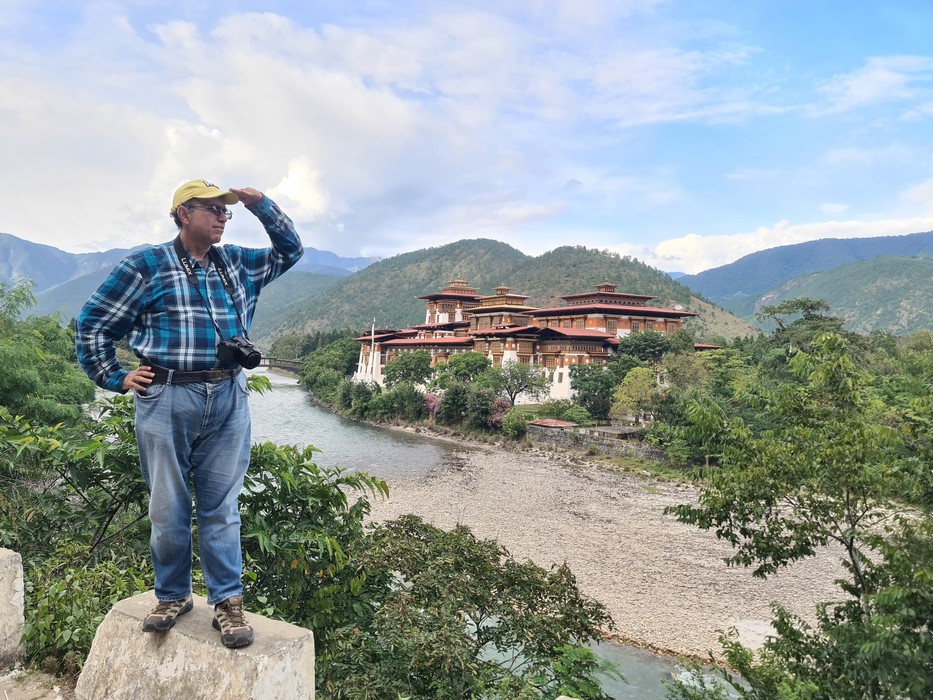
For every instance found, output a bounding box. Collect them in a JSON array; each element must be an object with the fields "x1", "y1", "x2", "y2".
[
  {"x1": 249, "y1": 238, "x2": 756, "y2": 343},
  {"x1": 9, "y1": 228, "x2": 929, "y2": 338},
  {"x1": 751, "y1": 254, "x2": 933, "y2": 335},
  {"x1": 0, "y1": 232, "x2": 139, "y2": 293},
  {"x1": 0, "y1": 231, "x2": 379, "y2": 321},
  {"x1": 0, "y1": 232, "x2": 378, "y2": 293},
  {"x1": 676, "y1": 230, "x2": 933, "y2": 334},
  {"x1": 679, "y1": 230, "x2": 933, "y2": 319}
]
